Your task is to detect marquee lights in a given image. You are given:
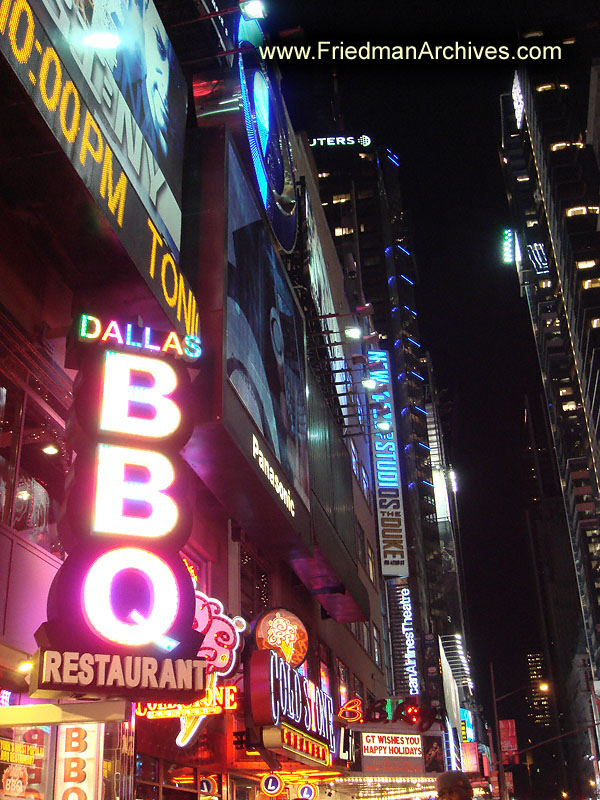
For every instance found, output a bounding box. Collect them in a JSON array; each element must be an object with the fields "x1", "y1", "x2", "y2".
[{"x1": 32, "y1": 315, "x2": 201, "y2": 700}]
